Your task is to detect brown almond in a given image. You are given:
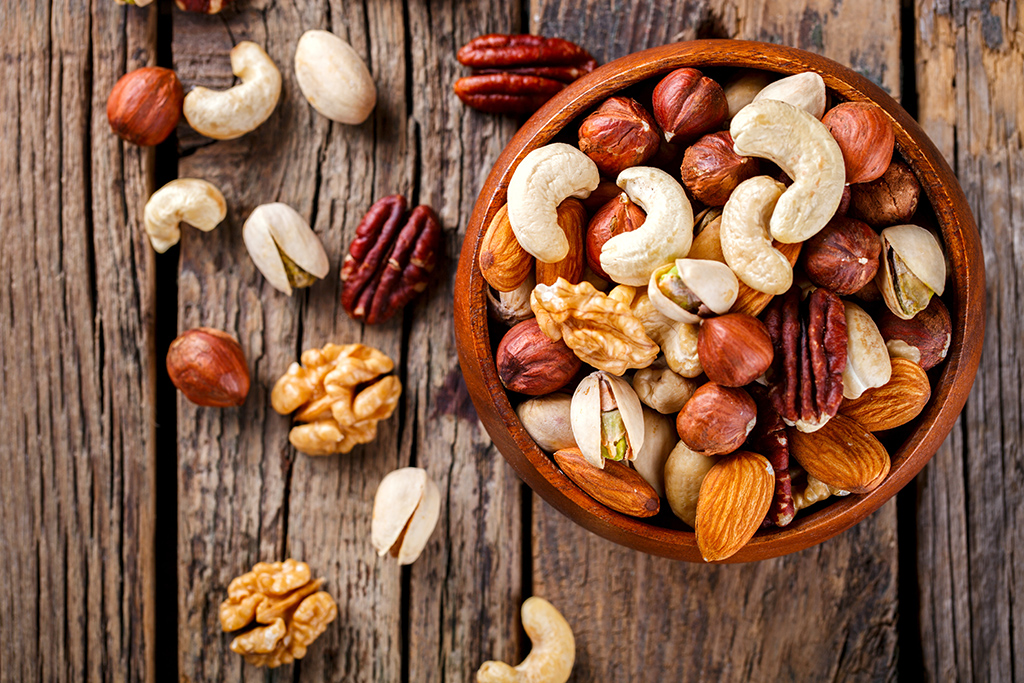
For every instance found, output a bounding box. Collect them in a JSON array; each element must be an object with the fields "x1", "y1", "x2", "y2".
[
  {"x1": 480, "y1": 204, "x2": 534, "y2": 292},
  {"x1": 695, "y1": 450, "x2": 774, "y2": 562},
  {"x1": 536, "y1": 199, "x2": 586, "y2": 286},
  {"x1": 839, "y1": 357, "x2": 931, "y2": 431},
  {"x1": 788, "y1": 414, "x2": 891, "y2": 493},
  {"x1": 553, "y1": 447, "x2": 660, "y2": 518}
]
